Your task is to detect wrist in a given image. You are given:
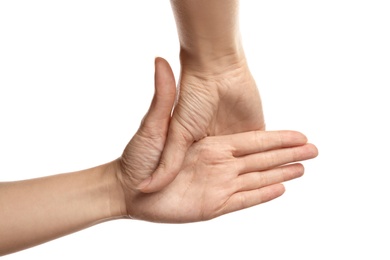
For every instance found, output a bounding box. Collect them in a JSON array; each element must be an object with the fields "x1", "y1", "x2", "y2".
[
  {"x1": 171, "y1": 0, "x2": 243, "y2": 74},
  {"x1": 179, "y1": 45, "x2": 249, "y2": 78},
  {"x1": 102, "y1": 160, "x2": 128, "y2": 220},
  {"x1": 179, "y1": 42, "x2": 247, "y2": 75}
]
